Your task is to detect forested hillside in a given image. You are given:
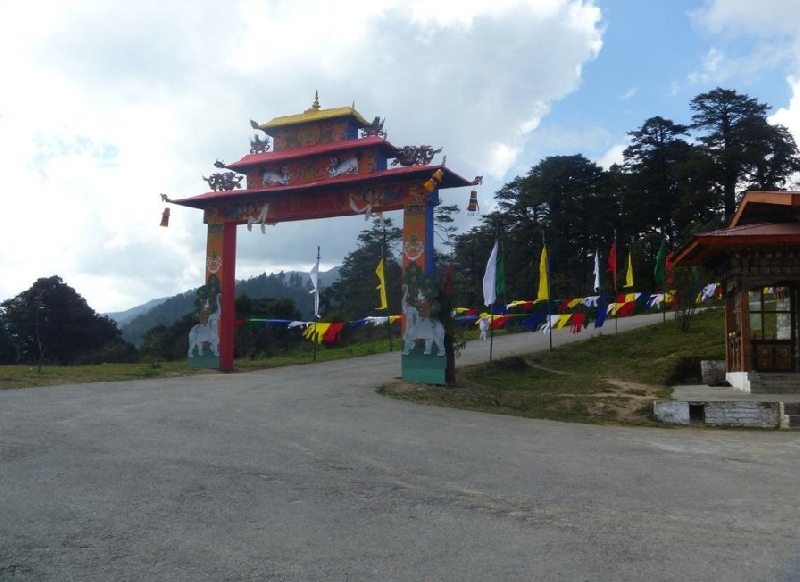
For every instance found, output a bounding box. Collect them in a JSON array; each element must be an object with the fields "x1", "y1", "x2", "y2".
[{"x1": 119, "y1": 268, "x2": 339, "y2": 347}]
